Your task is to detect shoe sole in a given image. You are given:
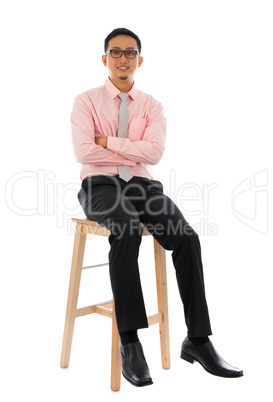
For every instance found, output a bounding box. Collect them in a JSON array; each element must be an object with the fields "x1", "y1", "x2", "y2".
[
  {"x1": 122, "y1": 371, "x2": 153, "y2": 387},
  {"x1": 181, "y1": 351, "x2": 243, "y2": 378}
]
